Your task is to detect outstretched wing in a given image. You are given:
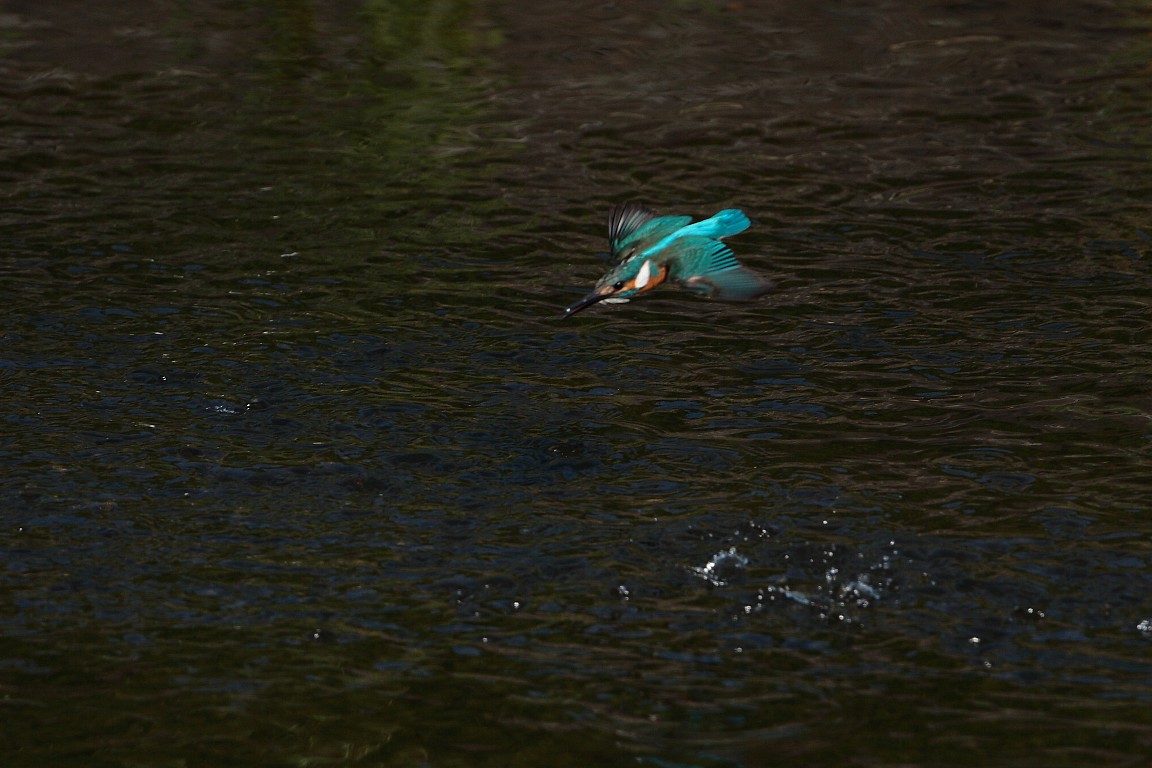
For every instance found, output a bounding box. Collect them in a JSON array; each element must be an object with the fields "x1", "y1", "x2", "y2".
[{"x1": 671, "y1": 239, "x2": 772, "y2": 301}]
